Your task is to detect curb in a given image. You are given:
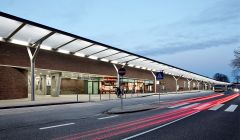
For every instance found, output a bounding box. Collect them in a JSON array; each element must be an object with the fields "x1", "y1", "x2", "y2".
[{"x1": 0, "y1": 101, "x2": 86, "y2": 110}]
